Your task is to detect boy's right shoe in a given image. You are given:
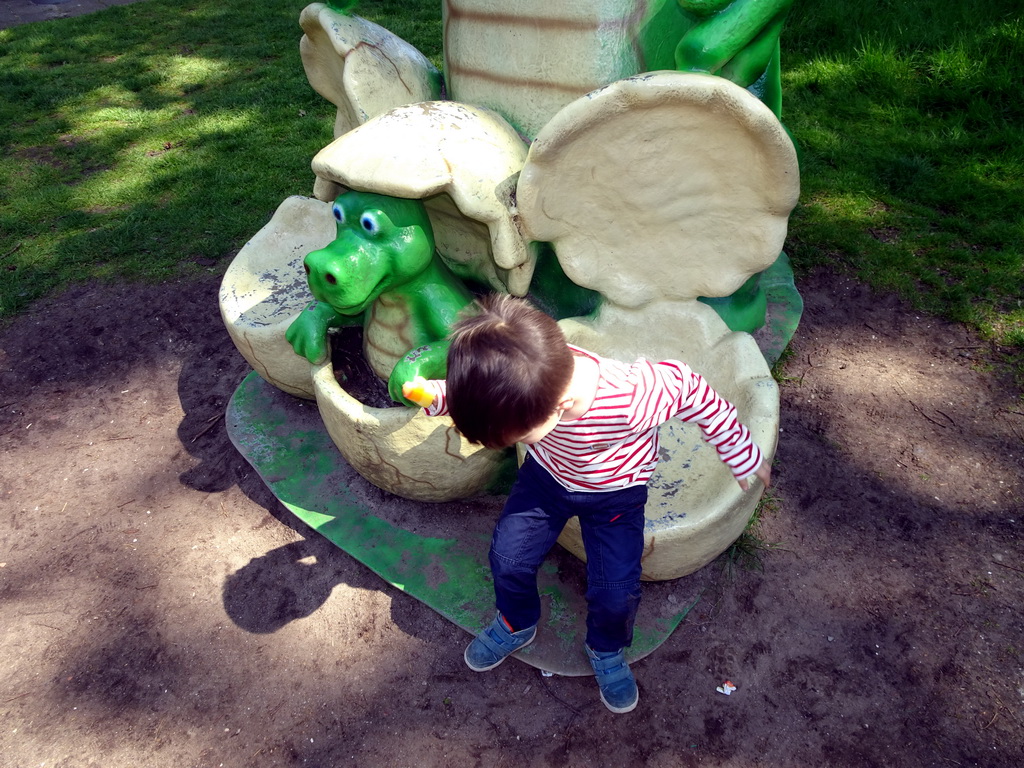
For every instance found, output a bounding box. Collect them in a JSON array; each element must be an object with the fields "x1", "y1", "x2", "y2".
[
  {"x1": 586, "y1": 644, "x2": 639, "y2": 713},
  {"x1": 464, "y1": 613, "x2": 536, "y2": 672}
]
